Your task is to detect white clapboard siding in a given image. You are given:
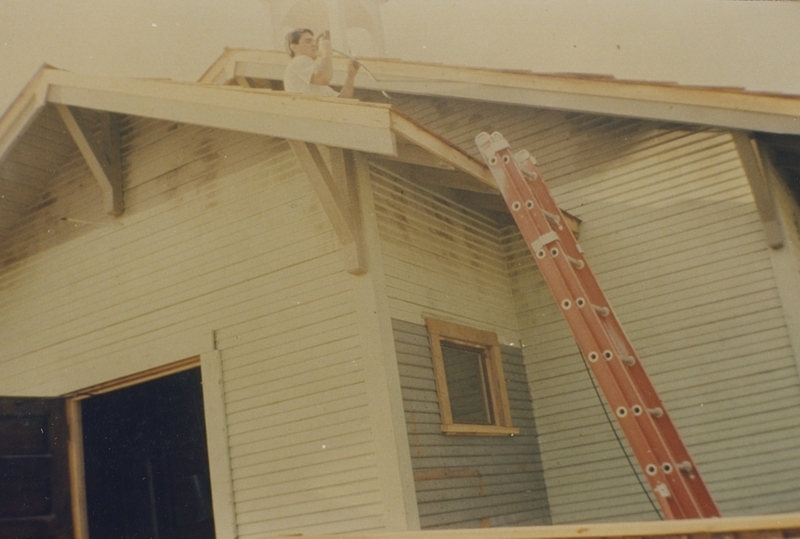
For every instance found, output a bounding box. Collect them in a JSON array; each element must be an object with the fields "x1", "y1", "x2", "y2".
[
  {"x1": 393, "y1": 319, "x2": 551, "y2": 529},
  {"x1": 503, "y1": 130, "x2": 800, "y2": 522},
  {"x1": 0, "y1": 118, "x2": 389, "y2": 536},
  {"x1": 370, "y1": 162, "x2": 519, "y2": 344},
  {"x1": 391, "y1": 93, "x2": 800, "y2": 522}
]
